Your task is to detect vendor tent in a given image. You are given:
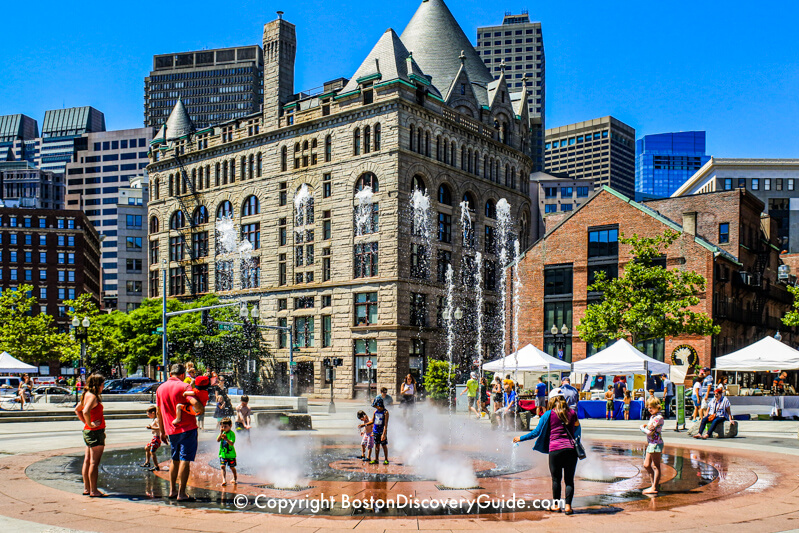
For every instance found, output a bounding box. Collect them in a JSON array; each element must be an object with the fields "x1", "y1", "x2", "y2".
[
  {"x1": 482, "y1": 344, "x2": 572, "y2": 373},
  {"x1": 715, "y1": 336, "x2": 799, "y2": 371},
  {"x1": 0, "y1": 352, "x2": 38, "y2": 373},
  {"x1": 572, "y1": 339, "x2": 670, "y2": 375}
]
